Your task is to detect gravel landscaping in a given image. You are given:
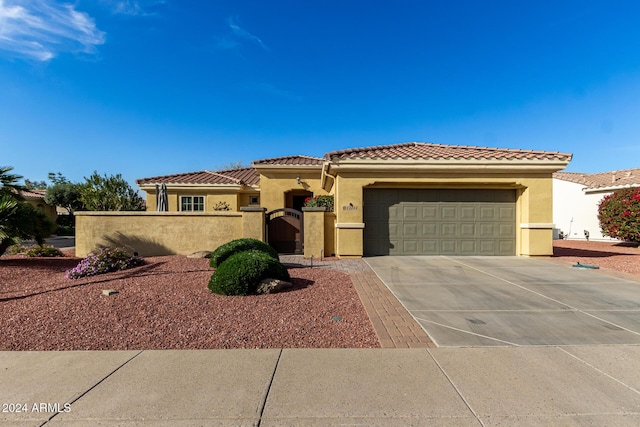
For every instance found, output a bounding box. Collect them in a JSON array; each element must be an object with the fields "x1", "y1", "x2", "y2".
[
  {"x1": 552, "y1": 239, "x2": 640, "y2": 277},
  {"x1": 0, "y1": 254, "x2": 379, "y2": 350},
  {"x1": 2, "y1": 239, "x2": 639, "y2": 351}
]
